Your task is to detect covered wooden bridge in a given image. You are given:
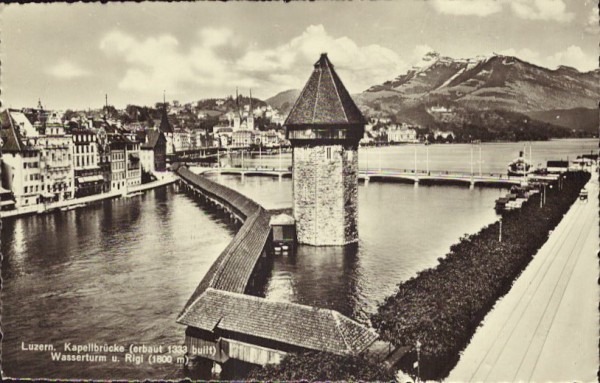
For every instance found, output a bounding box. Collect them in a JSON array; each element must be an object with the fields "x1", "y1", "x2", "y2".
[{"x1": 175, "y1": 166, "x2": 394, "y2": 370}]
